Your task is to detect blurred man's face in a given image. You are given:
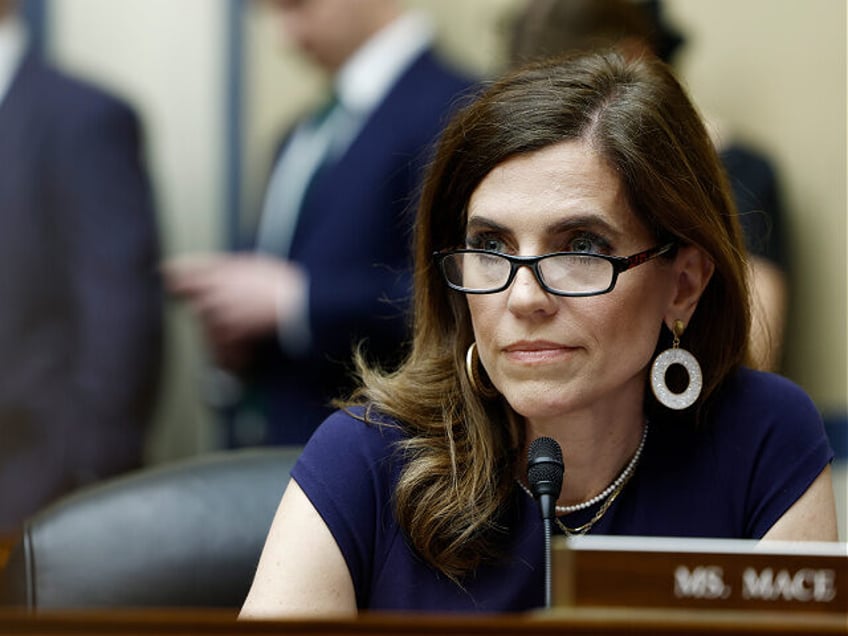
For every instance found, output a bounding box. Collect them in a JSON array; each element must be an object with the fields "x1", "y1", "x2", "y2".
[{"x1": 270, "y1": 0, "x2": 386, "y2": 72}]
